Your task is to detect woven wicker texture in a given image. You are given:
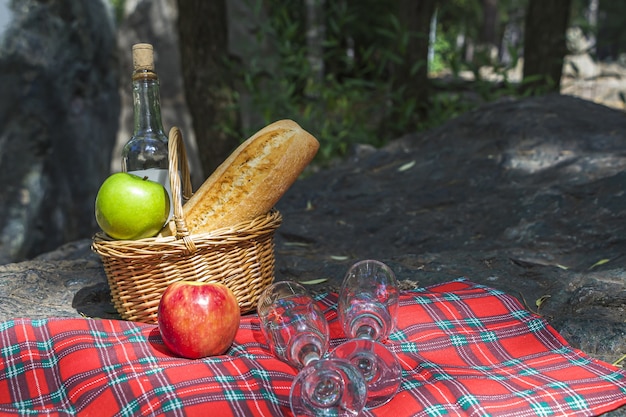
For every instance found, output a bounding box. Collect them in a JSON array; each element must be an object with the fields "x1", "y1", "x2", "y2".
[{"x1": 92, "y1": 127, "x2": 281, "y2": 323}]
